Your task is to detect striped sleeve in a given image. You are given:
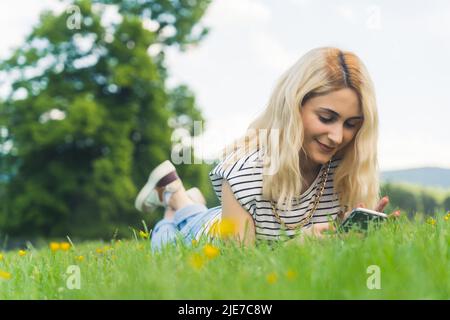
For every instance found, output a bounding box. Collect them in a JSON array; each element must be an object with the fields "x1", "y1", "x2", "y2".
[{"x1": 209, "y1": 150, "x2": 263, "y2": 213}]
